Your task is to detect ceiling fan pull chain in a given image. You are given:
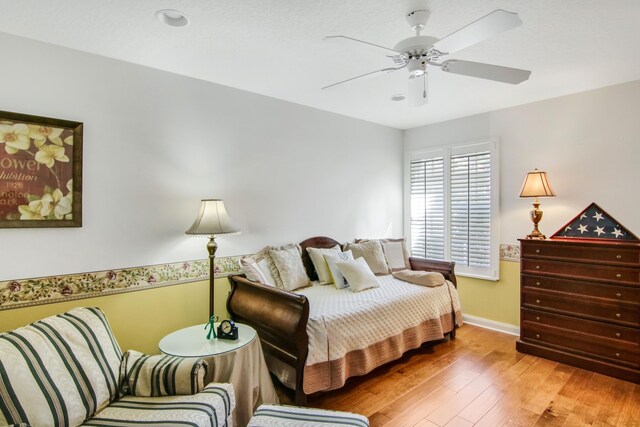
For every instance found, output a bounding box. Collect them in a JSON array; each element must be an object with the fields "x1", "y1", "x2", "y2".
[{"x1": 423, "y1": 74, "x2": 427, "y2": 99}]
